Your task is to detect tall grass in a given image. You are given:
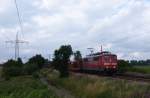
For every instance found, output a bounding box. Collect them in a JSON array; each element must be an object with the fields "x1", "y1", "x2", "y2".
[
  {"x1": 42, "y1": 69, "x2": 150, "y2": 98},
  {"x1": 129, "y1": 66, "x2": 150, "y2": 74},
  {"x1": 0, "y1": 76, "x2": 58, "y2": 98}
]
